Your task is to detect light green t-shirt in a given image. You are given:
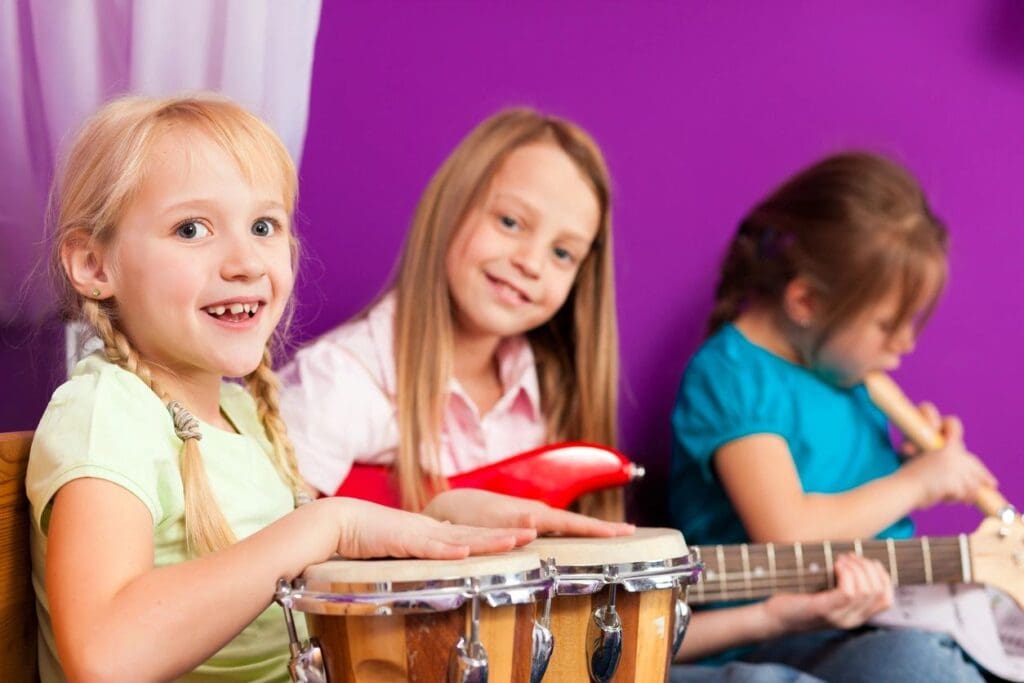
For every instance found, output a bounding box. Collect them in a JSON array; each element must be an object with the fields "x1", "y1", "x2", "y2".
[{"x1": 27, "y1": 354, "x2": 301, "y2": 682}]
